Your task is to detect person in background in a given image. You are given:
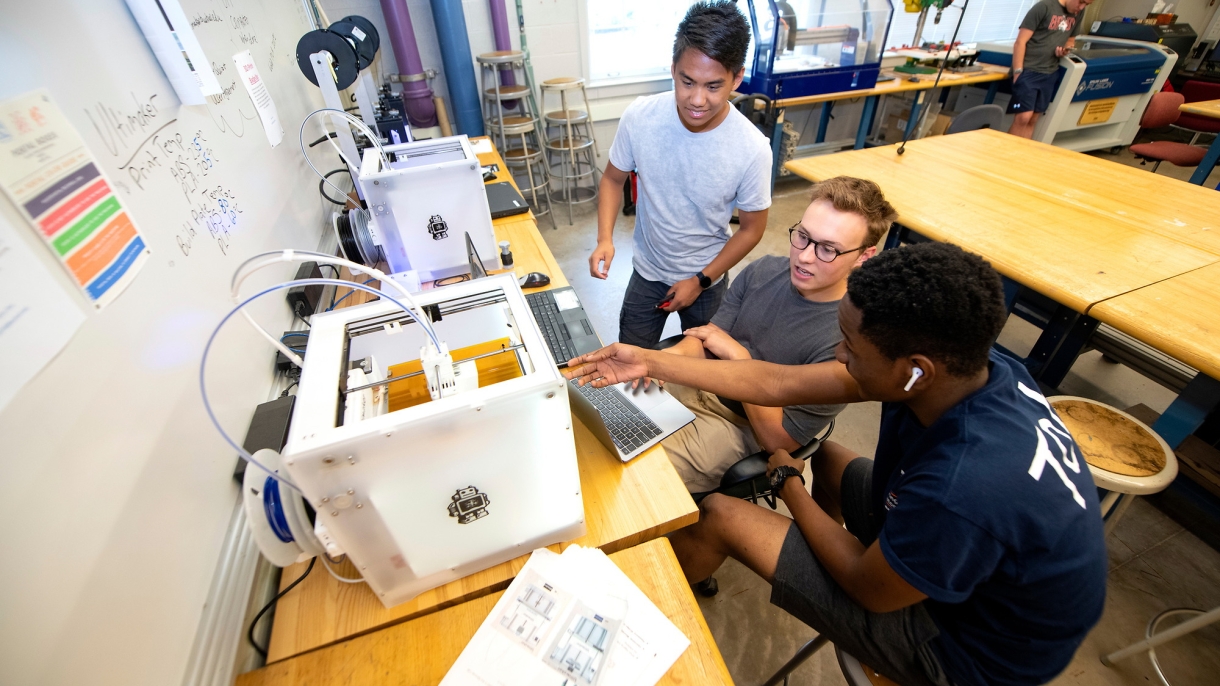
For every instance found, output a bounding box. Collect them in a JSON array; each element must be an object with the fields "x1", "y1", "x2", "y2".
[
  {"x1": 590, "y1": 1, "x2": 773, "y2": 347},
  {"x1": 659, "y1": 177, "x2": 895, "y2": 494},
  {"x1": 1009, "y1": 0, "x2": 1094, "y2": 138},
  {"x1": 566, "y1": 243, "x2": 1108, "y2": 686}
]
